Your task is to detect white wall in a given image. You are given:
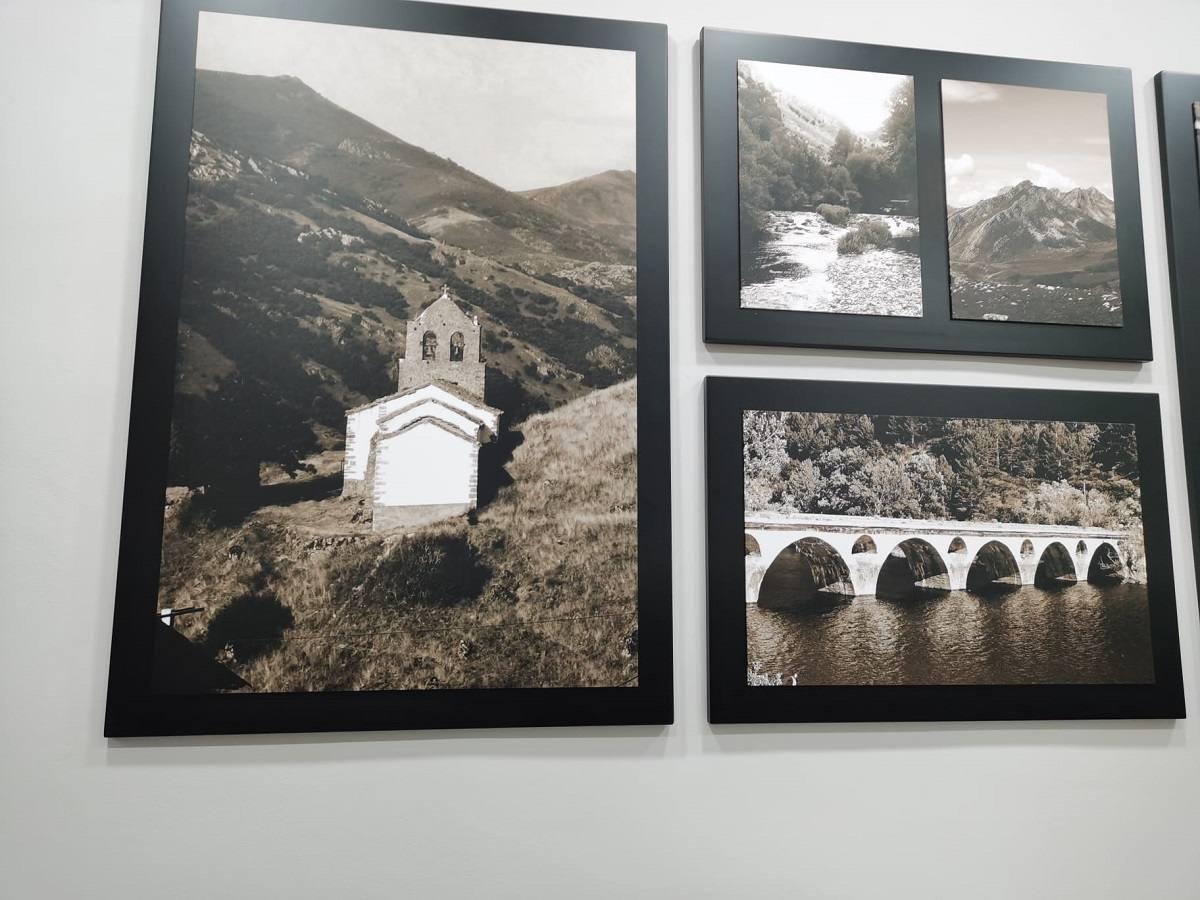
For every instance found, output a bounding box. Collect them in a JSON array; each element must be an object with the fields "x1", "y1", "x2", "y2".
[{"x1": 2, "y1": 0, "x2": 1199, "y2": 896}]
